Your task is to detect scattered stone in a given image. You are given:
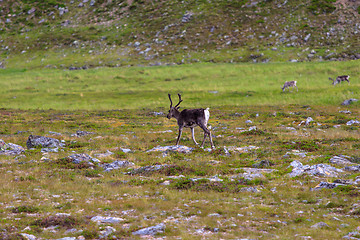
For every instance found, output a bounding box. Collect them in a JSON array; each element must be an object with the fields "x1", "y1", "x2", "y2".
[
  {"x1": 241, "y1": 186, "x2": 261, "y2": 192},
  {"x1": 298, "y1": 117, "x2": 313, "y2": 126},
  {"x1": 288, "y1": 160, "x2": 344, "y2": 178},
  {"x1": 91, "y1": 216, "x2": 124, "y2": 224},
  {"x1": 341, "y1": 99, "x2": 358, "y2": 106},
  {"x1": 71, "y1": 130, "x2": 95, "y2": 137},
  {"x1": 227, "y1": 145, "x2": 259, "y2": 153},
  {"x1": 26, "y1": 135, "x2": 64, "y2": 149},
  {"x1": 252, "y1": 160, "x2": 274, "y2": 168},
  {"x1": 344, "y1": 165, "x2": 360, "y2": 172},
  {"x1": 66, "y1": 153, "x2": 100, "y2": 164},
  {"x1": 346, "y1": 120, "x2": 360, "y2": 126},
  {"x1": 151, "y1": 111, "x2": 164, "y2": 116},
  {"x1": 94, "y1": 150, "x2": 114, "y2": 158},
  {"x1": 312, "y1": 181, "x2": 345, "y2": 190},
  {"x1": 0, "y1": 140, "x2": 25, "y2": 155},
  {"x1": 283, "y1": 150, "x2": 307, "y2": 158},
  {"x1": 329, "y1": 155, "x2": 355, "y2": 166},
  {"x1": 128, "y1": 164, "x2": 168, "y2": 175},
  {"x1": 146, "y1": 145, "x2": 194, "y2": 153},
  {"x1": 20, "y1": 233, "x2": 37, "y2": 240},
  {"x1": 99, "y1": 226, "x2": 116, "y2": 238},
  {"x1": 132, "y1": 223, "x2": 165, "y2": 236},
  {"x1": 182, "y1": 11, "x2": 194, "y2": 23},
  {"x1": 234, "y1": 167, "x2": 276, "y2": 180},
  {"x1": 339, "y1": 110, "x2": 352, "y2": 114},
  {"x1": 311, "y1": 222, "x2": 329, "y2": 228},
  {"x1": 101, "y1": 160, "x2": 135, "y2": 172},
  {"x1": 343, "y1": 231, "x2": 360, "y2": 239}
]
